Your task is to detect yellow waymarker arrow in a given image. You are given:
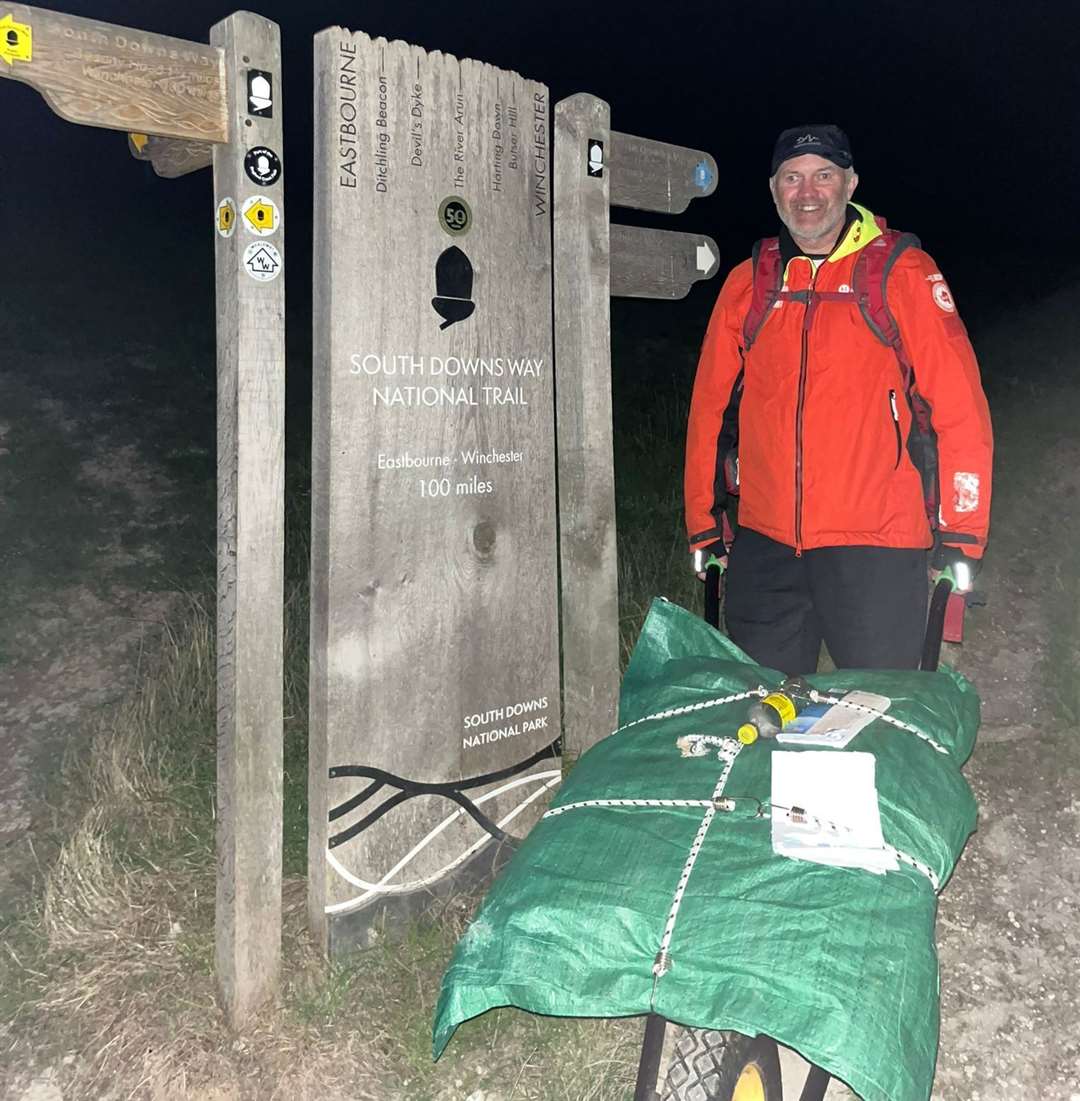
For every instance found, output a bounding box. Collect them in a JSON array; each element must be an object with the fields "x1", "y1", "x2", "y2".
[
  {"x1": 244, "y1": 200, "x2": 276, "y2": 232},
  {"x1": 0, "y1": 13, "x2": 33, "y2": 65},
  {"x1": 129, "y1": 132, "x2": 150, "y2": 154},
  {"x1": 219, "y1": 204, "x2": 234, "y2": 232}
]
